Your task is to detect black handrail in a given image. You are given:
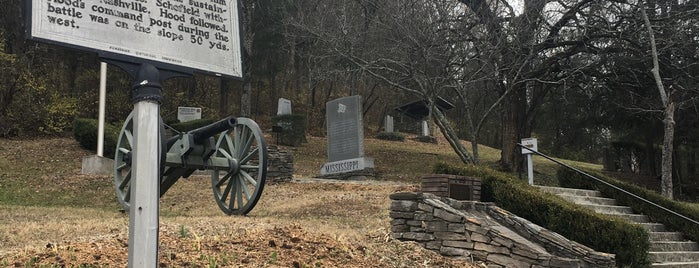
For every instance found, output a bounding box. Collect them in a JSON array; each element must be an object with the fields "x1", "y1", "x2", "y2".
[{"x1": 517, "y1": 143, "x2": 699, "y2": 227}]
